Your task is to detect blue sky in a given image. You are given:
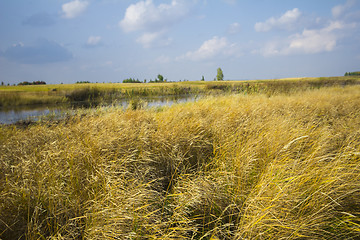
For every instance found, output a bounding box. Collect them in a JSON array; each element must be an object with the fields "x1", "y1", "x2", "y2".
[{"x1": 0, "y1": 0, "x2": 360, "y2": 84}]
